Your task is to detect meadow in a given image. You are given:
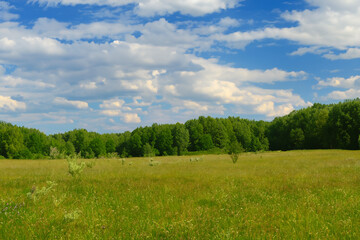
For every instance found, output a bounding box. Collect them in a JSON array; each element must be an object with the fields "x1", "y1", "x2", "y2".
[{"x1": 1, "y1": 150, "x2": 360, "y2": 239}]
